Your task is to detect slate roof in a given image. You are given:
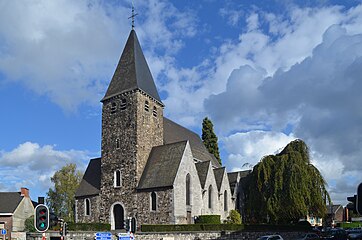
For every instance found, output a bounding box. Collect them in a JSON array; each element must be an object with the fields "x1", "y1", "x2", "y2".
[
  {"x1": 228, "y1": 172, "x2": 239, "y2": 185},
  {"x1": 137, "y1": 141, "x2": 187, "y2": 190},
  {"x1": 163, "y1": 117, "x2": 221, "y2": 167},
  {"x1": 327, "y1": 204, "x2": 343, "y2": 214},
  {"x1": 214, "y1": 167, "x2": 226, "y2": 191},
  {"x1": 239, "y1": 170, "x2": 251, "y2": 178},
  {"x1": 75, "y1": 158, "x2": 101, "y2": 198},
  {"x1": 102, "y1": 30, "x2": 162, "y2": 104},
  {"x1": 228, "y1": 170, "x2": 251, "y2": 195},
  {"x1": 0, "y1": 192, "x2": 23, "y2": 213},
  {"x1": 195, "y1": 161, "x2": 211, "y2": 189}
]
